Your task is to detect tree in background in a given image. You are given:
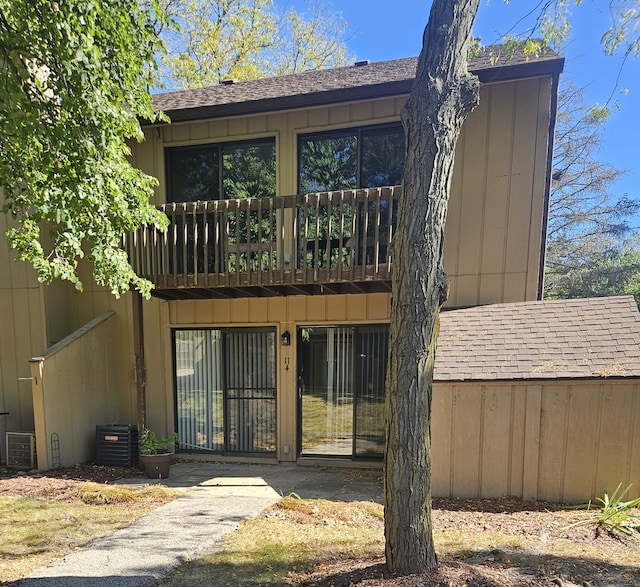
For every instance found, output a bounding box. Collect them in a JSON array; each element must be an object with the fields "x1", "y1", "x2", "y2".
[
  {"x1": 0, "y1": 0, "x2": 168, "y2": 297},
  {"x1": 544, "y1": 80, "x2": 640, "y2": 303},
  {"x1": 161, "y1": 0, "x2": 351, "y2": 89}
]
